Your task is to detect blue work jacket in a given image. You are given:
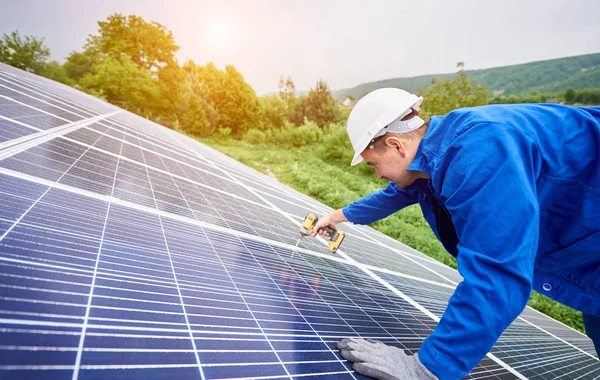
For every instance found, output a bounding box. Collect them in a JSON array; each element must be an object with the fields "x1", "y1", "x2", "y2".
[{"x1": 342, "y1": 104, "x2": 600, "y2": 379}]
